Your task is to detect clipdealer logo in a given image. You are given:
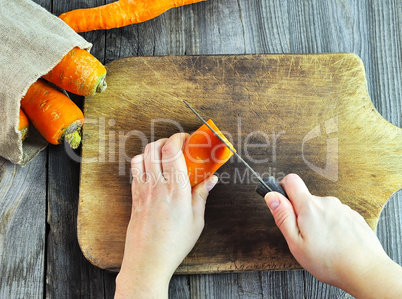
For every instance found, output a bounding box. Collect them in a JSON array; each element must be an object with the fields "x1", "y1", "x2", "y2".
[
  {"x1": 64, "y1": 116, "x2": 339, "y2": 183},
  {"x1": 302, "y1": 116, "x2": 339, "y2": 182}
]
